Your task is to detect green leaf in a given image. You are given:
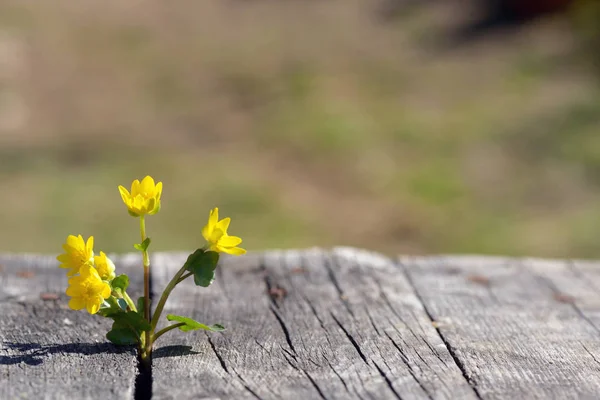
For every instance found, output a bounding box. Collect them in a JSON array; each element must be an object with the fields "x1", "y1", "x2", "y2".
[
  {"x1": 112, "y1": 274, "x2": 129, "y2": 292},
  {"x1": 133, "y1": 237, "x2": 151, "y2": 252},
  {"x1": 98, "y1": 297, "x2": 125, "y2": 318},
  {"x1": 113, "y1": 311, "x2": 151, "y2": 332},
  {"x1": 166, "y1": 314, "x2": 225, "y2": 332},
  {"x1": 184, "y1": 249, "x2": 220, "y2": 287},
  {"x1": 106, "y1": 327, "x2": 139, "y2": 345},
  {"x1": 136, "y1": 297, "x2": 145, "y2": 316},
  {"x1": 105, "y1": 309, "x2": 151, "y2": 345},
  {"x1": 98, "y1": 306, "x2": 121, "y2": 318}
]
